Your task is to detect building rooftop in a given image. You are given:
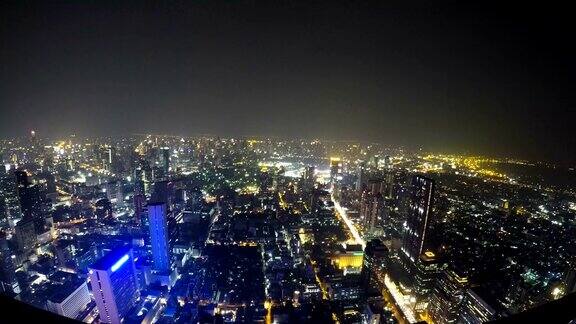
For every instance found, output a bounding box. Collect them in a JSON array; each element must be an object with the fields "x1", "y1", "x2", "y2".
[
  {"x1": 48, "y1": 279, "x2": 85, "y2": 304},
  {"x1": 89, "y1": 245, "x2": 132, "y2": 271}
]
